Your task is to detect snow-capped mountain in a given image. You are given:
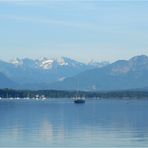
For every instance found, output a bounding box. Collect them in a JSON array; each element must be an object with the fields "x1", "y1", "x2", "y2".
[
  {"x1": 0, "y1": 57, "x2": 109, "y2": 89},
  {"x1": 1, "y1": 55, "x2": 148, "y2": 90},
  {"x1": 38, "y1": 57, "x2": 54, "y2": 69},
  {"x1": 49, "y1": 55, "x2": 148, "y2": 91},
  {"x1": 88, "y1": 60, "x2": 109, "y2": 68},
  {"x1": 9, "y1": 57, "x2": 90, "y2": 70}
]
